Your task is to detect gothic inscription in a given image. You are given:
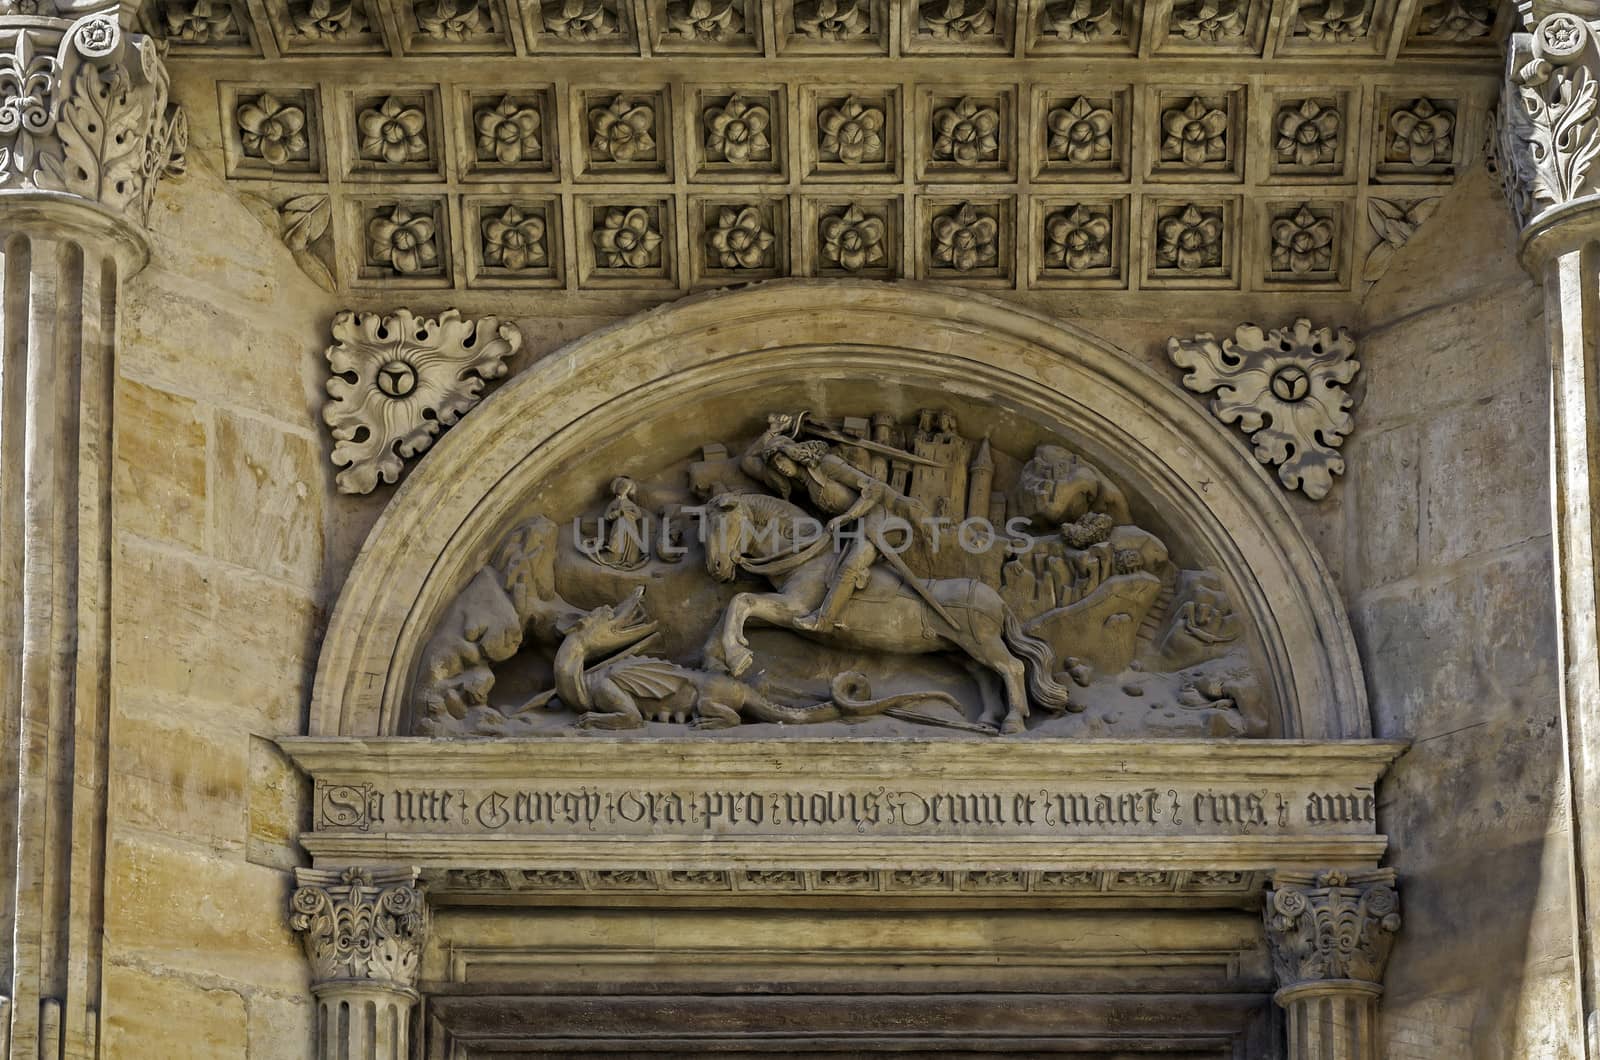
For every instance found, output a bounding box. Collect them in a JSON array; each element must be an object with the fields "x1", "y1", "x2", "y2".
[{"x1": 316, "y1": 778, "x2": 1377, "y2": 837}]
